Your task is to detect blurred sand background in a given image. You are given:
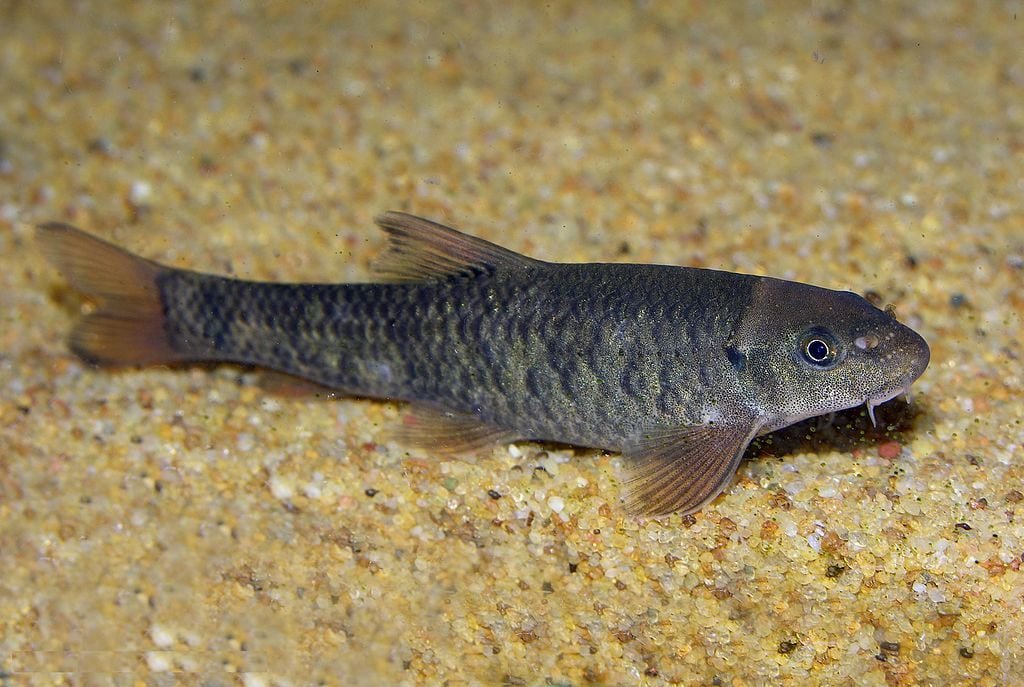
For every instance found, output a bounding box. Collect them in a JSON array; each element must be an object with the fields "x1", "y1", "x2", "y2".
[{"x1": 1, "y1": 1, "x2": 1022, "y2": 685}]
